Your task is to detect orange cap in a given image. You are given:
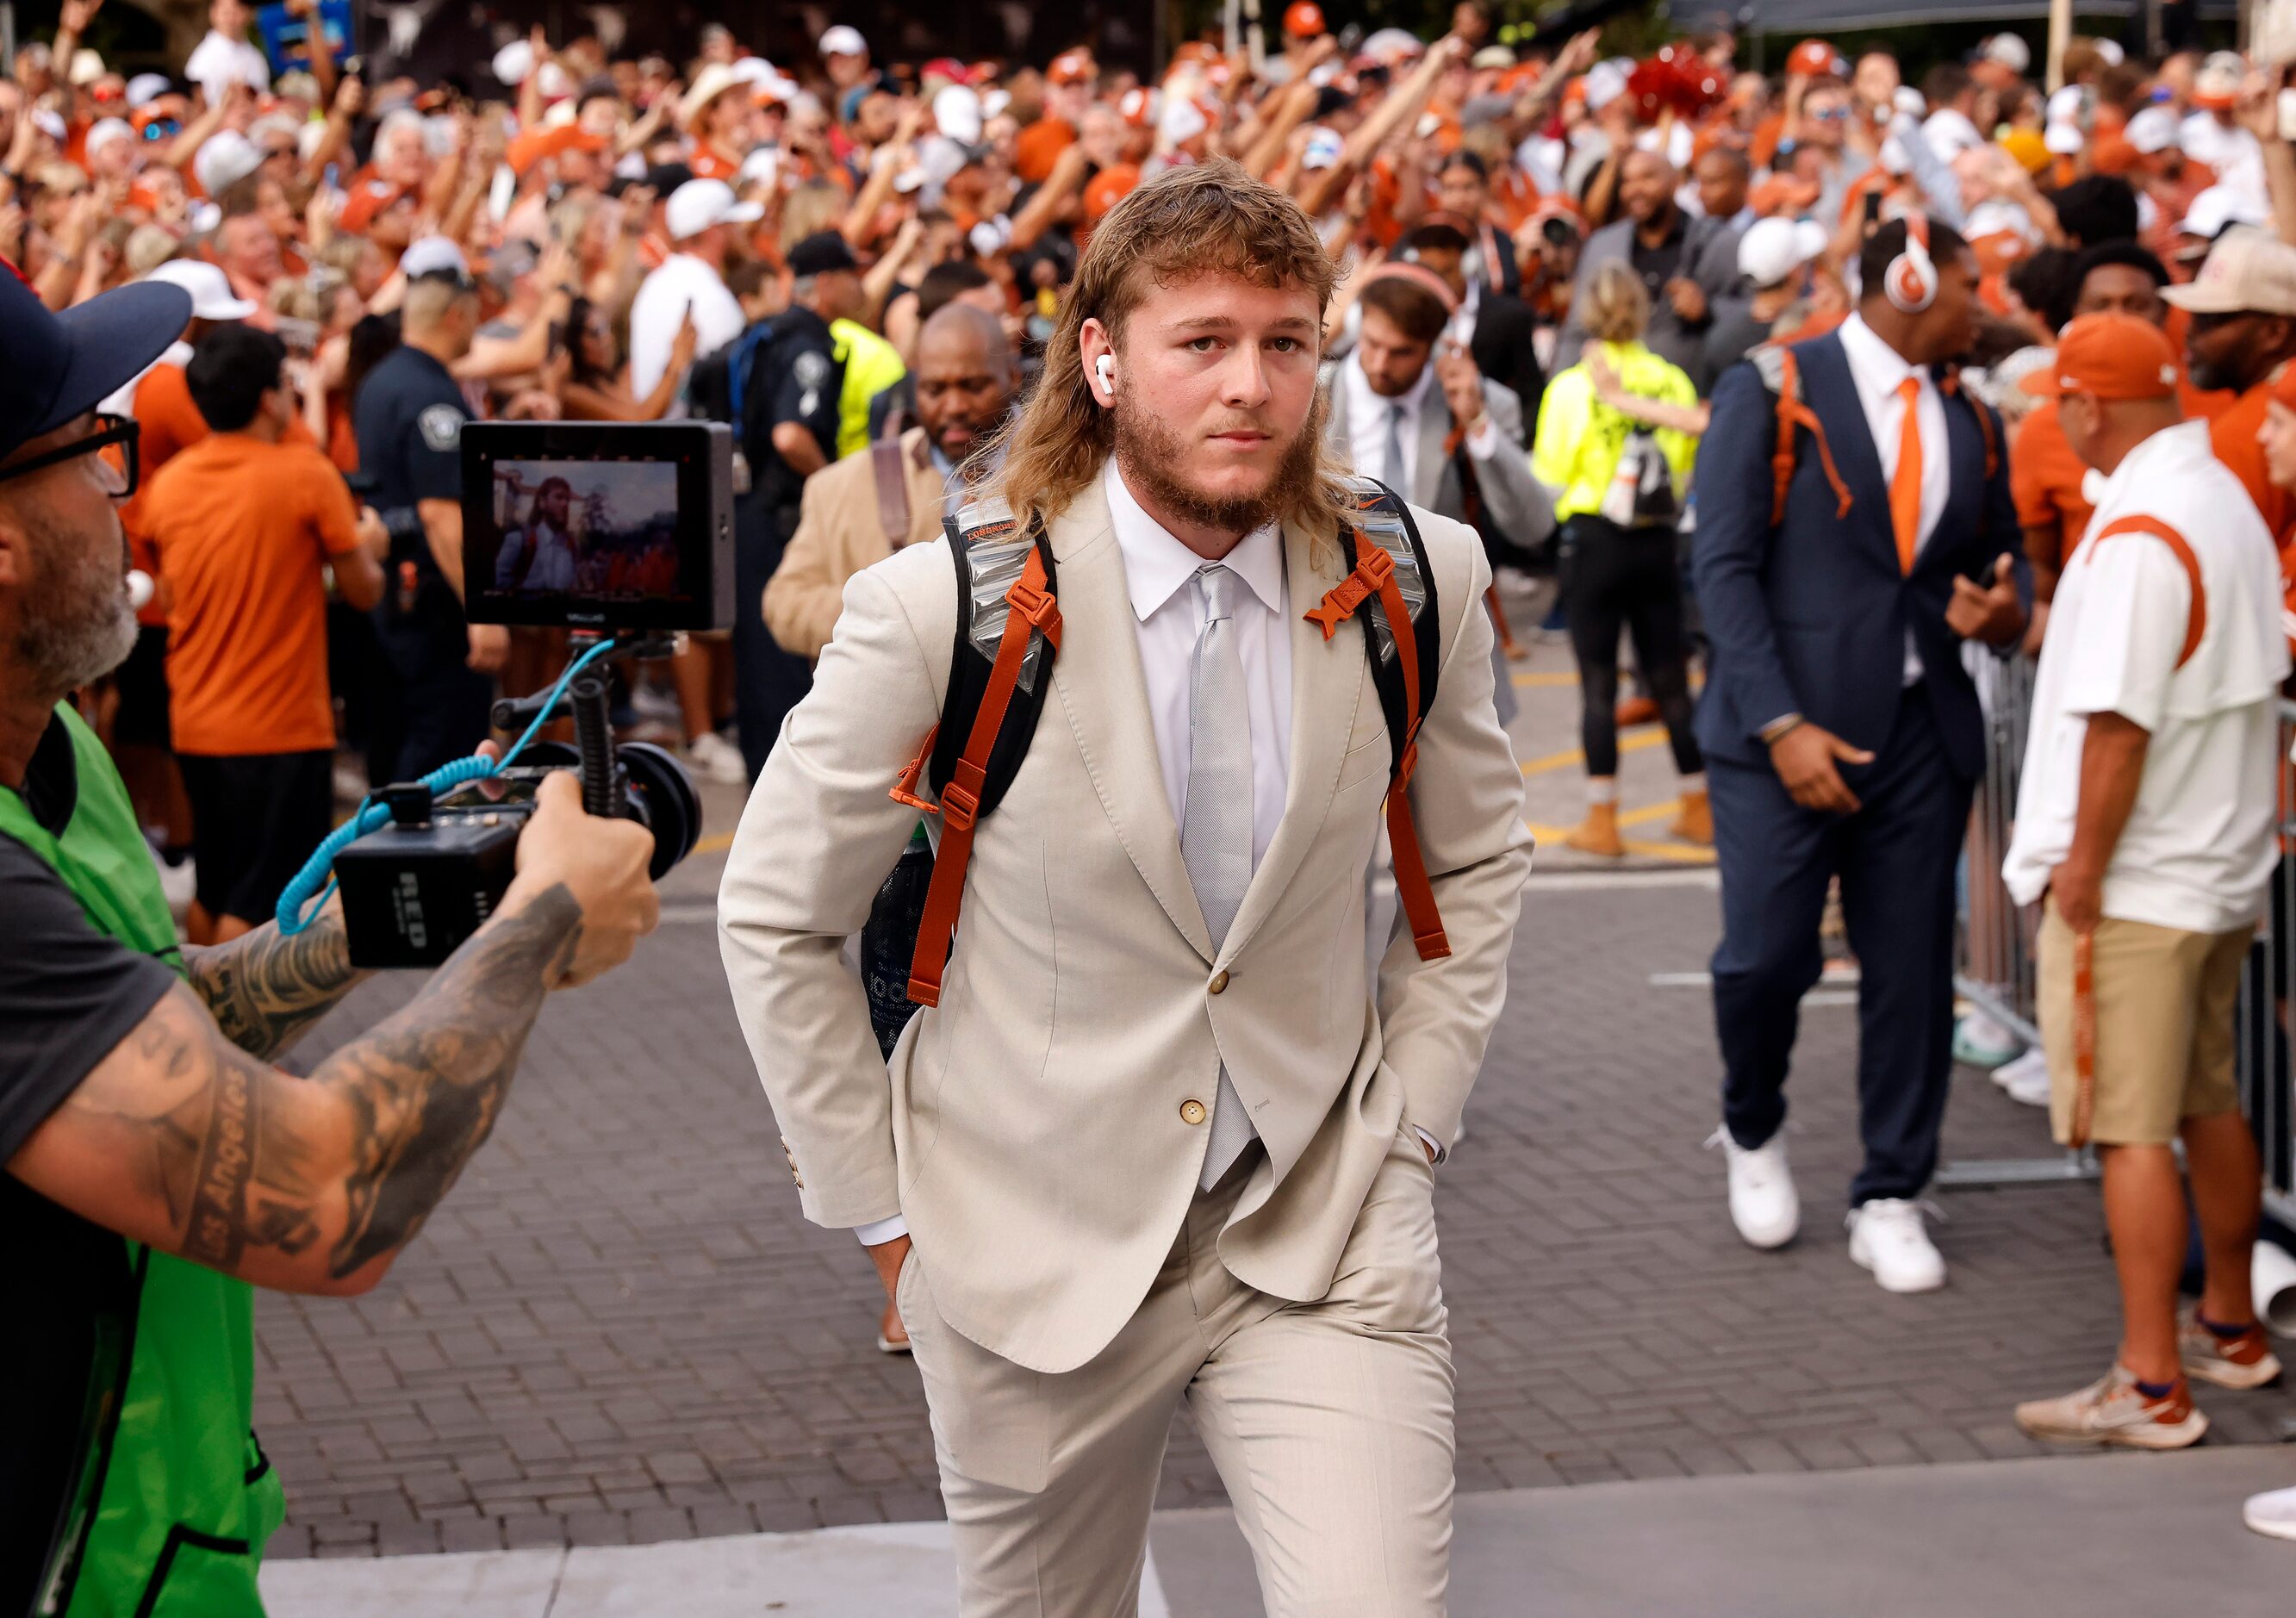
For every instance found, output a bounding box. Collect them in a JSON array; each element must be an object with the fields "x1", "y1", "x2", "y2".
[
  {"x1": 1284, "y1": 2, "x2": 1327, "y2": 38},
  {"x1": 1047, "y1": 48, "x2": 1094, "y2": 86},
  {"x1": 2020, "y1": 314, "x2": 2180, "y2": 400},
  {"x1": 1083, "y1": 162, "x2": 1140, "y2": 221},
  {"x1": 1786, "y1": 40, "x2": 1843, "y2": 78}
]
